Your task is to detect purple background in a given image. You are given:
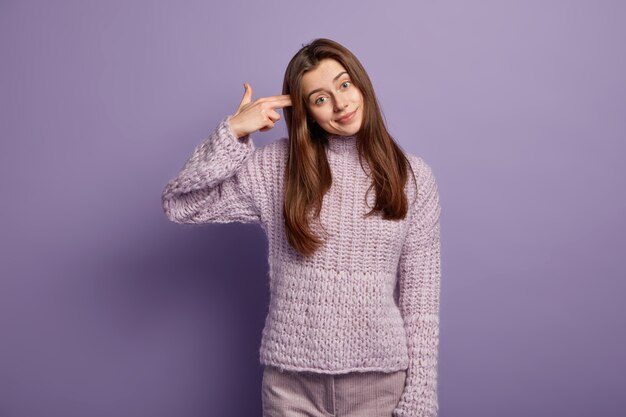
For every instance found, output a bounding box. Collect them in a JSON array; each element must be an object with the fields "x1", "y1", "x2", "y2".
[{"x1": 1, "y1": 1, "x2": 625, "y2": 416}]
